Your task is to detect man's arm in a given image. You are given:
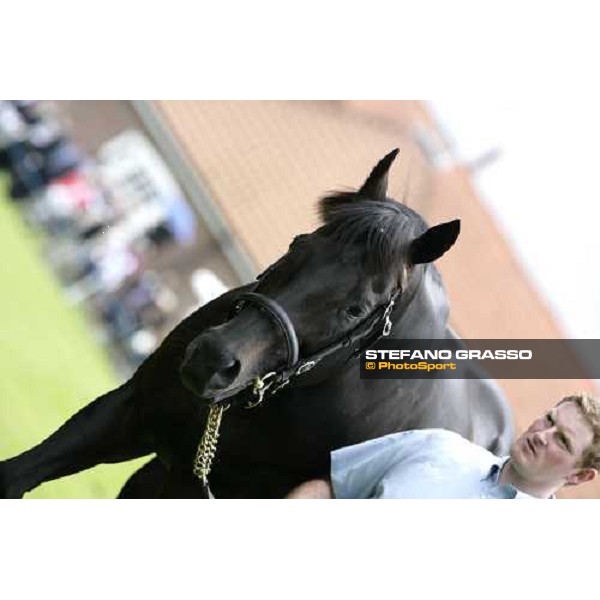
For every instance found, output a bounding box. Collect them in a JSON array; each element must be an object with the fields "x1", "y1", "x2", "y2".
[{"x1": 287, "y1": 431, "x2": 427, "y2": 499}]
